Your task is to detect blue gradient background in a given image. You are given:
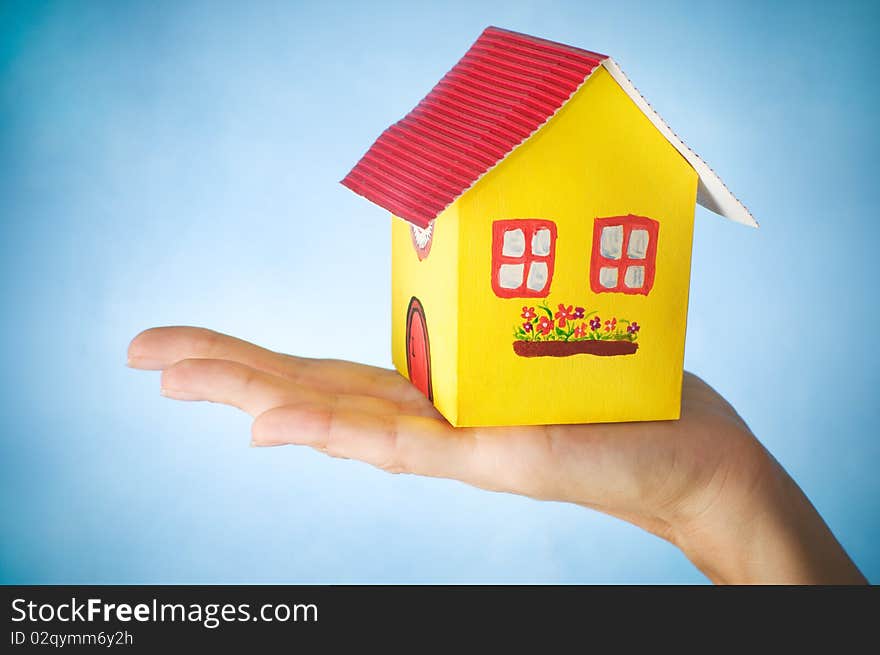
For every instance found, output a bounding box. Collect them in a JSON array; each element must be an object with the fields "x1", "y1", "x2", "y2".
[{"x1": 1, "y1": 0, "x2": 877, "y2": 583}]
